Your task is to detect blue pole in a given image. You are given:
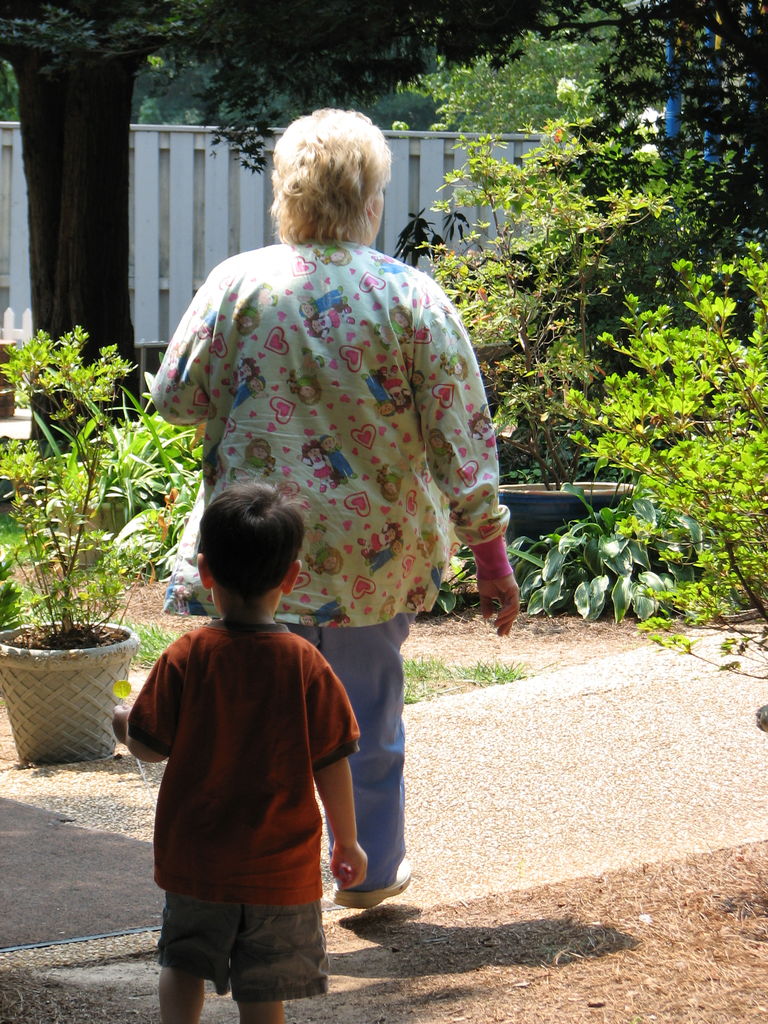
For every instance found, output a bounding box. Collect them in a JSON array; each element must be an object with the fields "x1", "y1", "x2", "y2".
[
  {"x1": 703, "y1": 25, "x2": 721, "y2": 162},
  {"x1": 665, "y1": 34, "x2": 682, "y2": 139}
]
